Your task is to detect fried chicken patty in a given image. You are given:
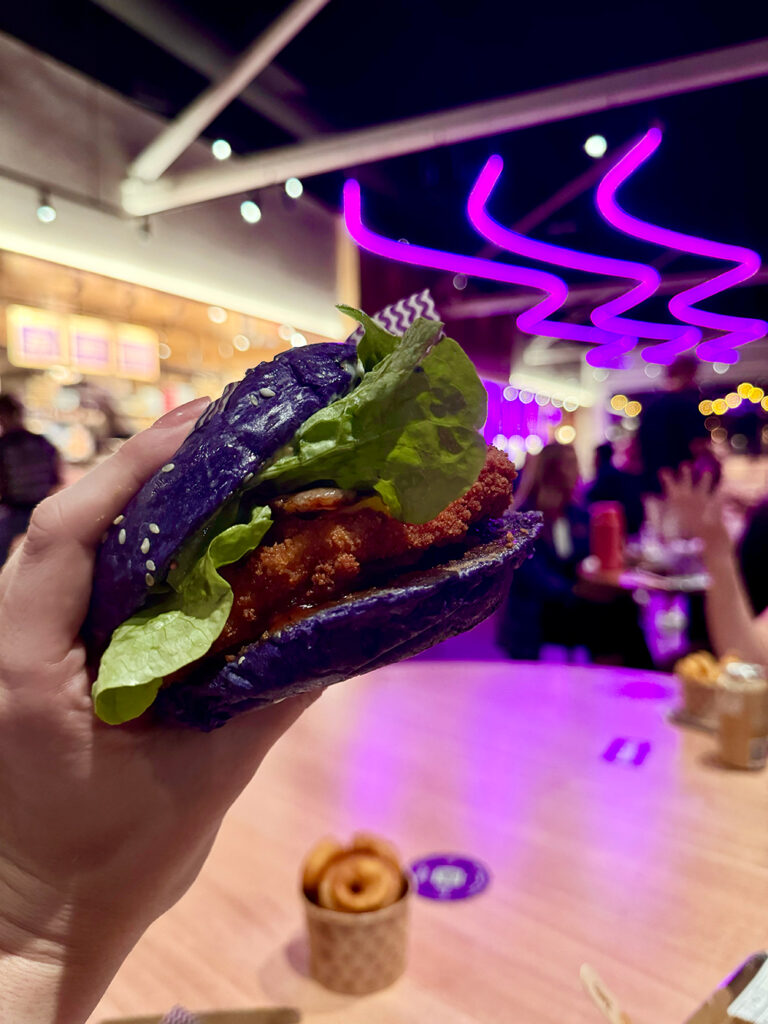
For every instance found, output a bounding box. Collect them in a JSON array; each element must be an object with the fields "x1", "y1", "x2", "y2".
[{"x1": 213, "y1": 446, "x2": 515, "y2": 655}]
